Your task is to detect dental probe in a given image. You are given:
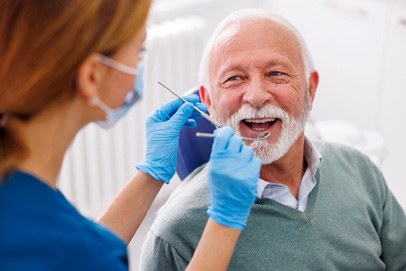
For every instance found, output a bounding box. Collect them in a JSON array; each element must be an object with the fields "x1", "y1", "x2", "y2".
[{"x1": 157, "y1": 81, "x2": 221, "y2": 128}]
